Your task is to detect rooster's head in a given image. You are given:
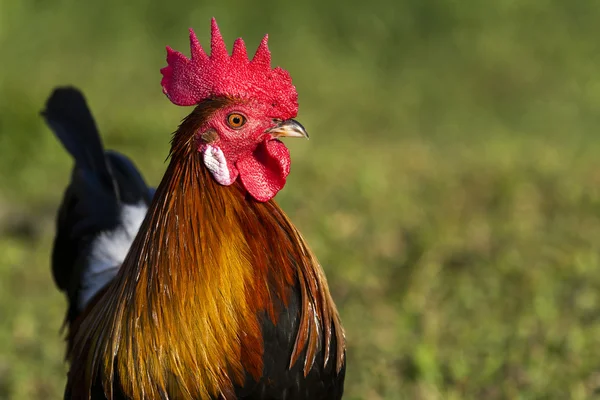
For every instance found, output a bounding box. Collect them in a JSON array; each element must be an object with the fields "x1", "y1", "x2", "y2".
[{"x1": 160, "y1": 18, "x2": 307, "y2": 202}]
